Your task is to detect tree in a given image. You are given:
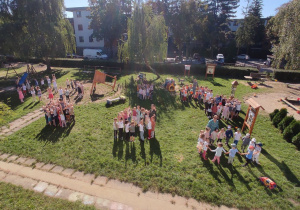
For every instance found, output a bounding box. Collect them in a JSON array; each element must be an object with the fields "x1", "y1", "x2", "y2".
[
  {"x1": 88, "y1": 0, "x2": 129, "y2": 58},
  {"x1": 267, "y1": 0, "x2": 300, "y2": 70},
  {"x1": 119, "y1": 3, "x2": 168, "y2": 76},
  {"x1": 235, "y1": 0, "x2": 265, "y2": 55},
  {"x1": 0, "y1": 0, "x2": 76, "y2": 71}
]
